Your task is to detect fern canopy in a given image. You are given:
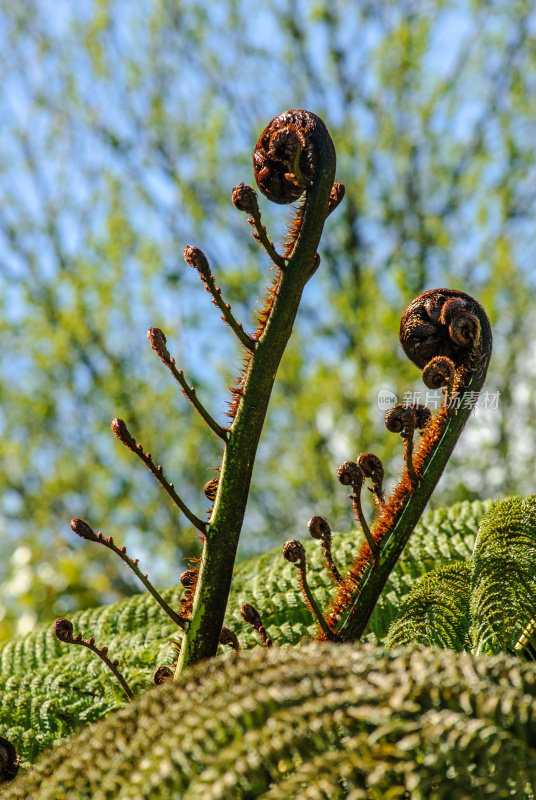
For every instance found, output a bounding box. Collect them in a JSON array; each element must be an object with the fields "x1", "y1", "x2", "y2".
[
  {"x1": 386, "y1": 561, "x2": 471, "y2": 650},
  {"x1": 0, "y1": 499, "x2": 490, "y2": 765},
  {"x1": 3, "y1": 643, "x2": 535, "y2": 799}
]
